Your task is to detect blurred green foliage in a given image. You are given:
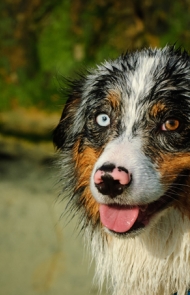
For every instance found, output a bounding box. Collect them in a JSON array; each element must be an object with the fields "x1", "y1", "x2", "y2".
[{"x1": 0, "y1": 0, "x2": 190, "y2": 111}]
